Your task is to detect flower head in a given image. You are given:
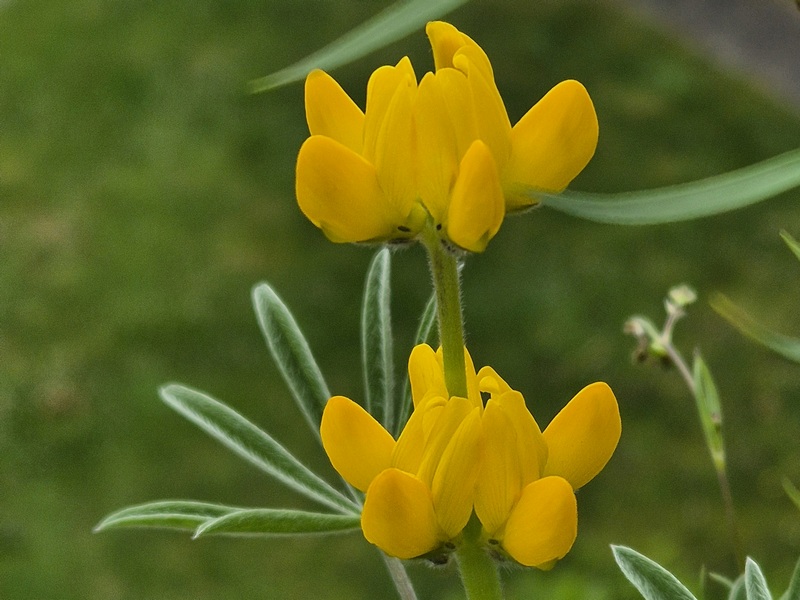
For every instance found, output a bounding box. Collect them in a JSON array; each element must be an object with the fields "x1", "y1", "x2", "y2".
[
  {"x1": 297, "y1": 22, "x2": 599, "y2": 253},
  {"x1": 320, "y1": 344, "x2": 621, "y2": 566}
]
